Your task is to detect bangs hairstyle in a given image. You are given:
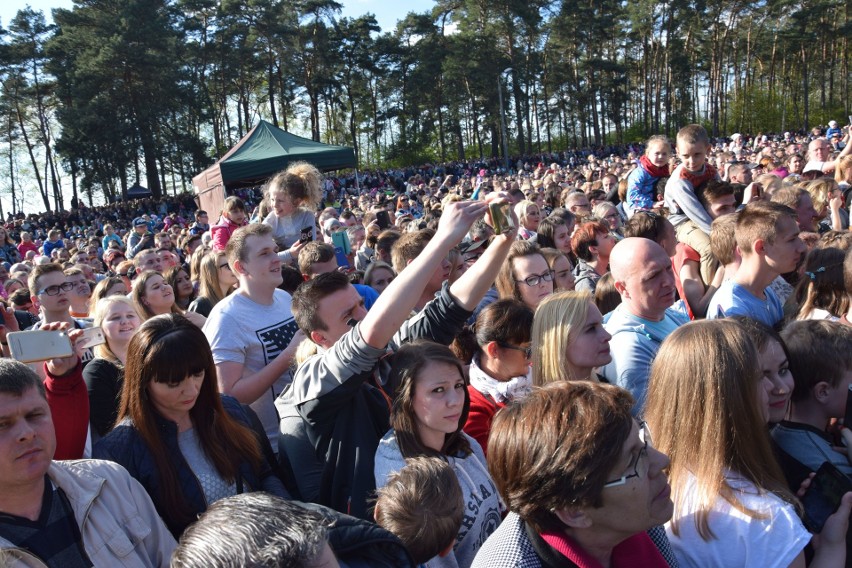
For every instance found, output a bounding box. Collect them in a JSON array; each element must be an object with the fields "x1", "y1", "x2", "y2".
[
  {"x1": 118, "y1": 314, "x2": 262, "y2": 532},
  {"x1": 488, "y1": 381, "x2": 633, "y2": 533},
  {"x1": 536, "y1": 216, "x2": 567, "y2": 250},
  {"x1": 532, "y1": 291, "x2": 593, "y2": 385},
  {"x1": 644, "y1": 320, "x2": 796, "y2": 542},
  {"x1": 222, "y1": 195, "x2": 246, "y2": 213},
  {"x1": 388, "y1": 340, "x2": 471, "y2": 459},
  {"x1": 495, "y1": 240, "x2": 544, "y2": 302},
  {"x1": 734, "y1": 201, "x2": 796, "y2": 255}
]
